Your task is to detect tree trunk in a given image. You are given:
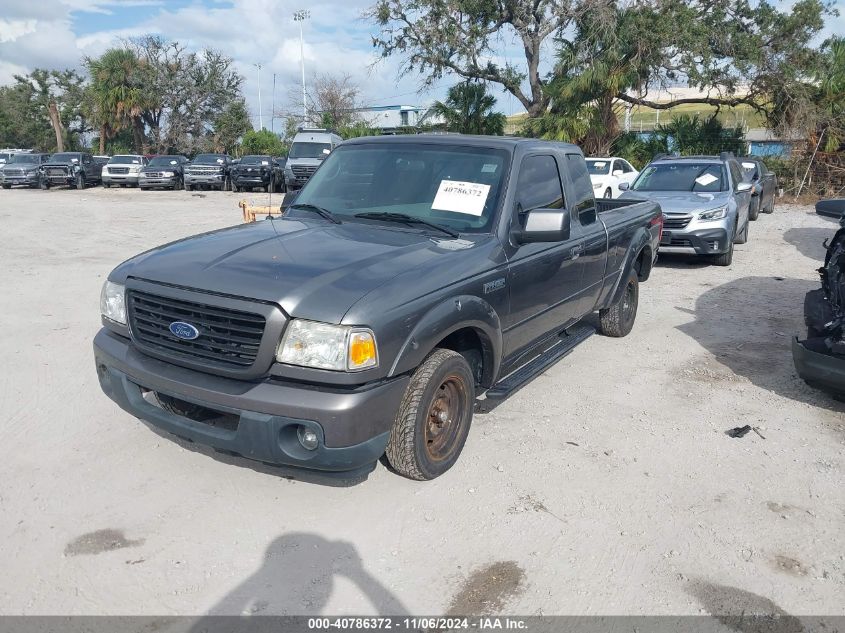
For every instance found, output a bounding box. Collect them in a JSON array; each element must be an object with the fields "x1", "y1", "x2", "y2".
[
  {"x1": 99, "y1": 124, "x2": 106, "y2": 154},
  {"x1": 132, "y1": 116, "x2": 146, "y2": 154},
  {"x1": 47, "y1": 101, "x2": 64, "y2": 152}
]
